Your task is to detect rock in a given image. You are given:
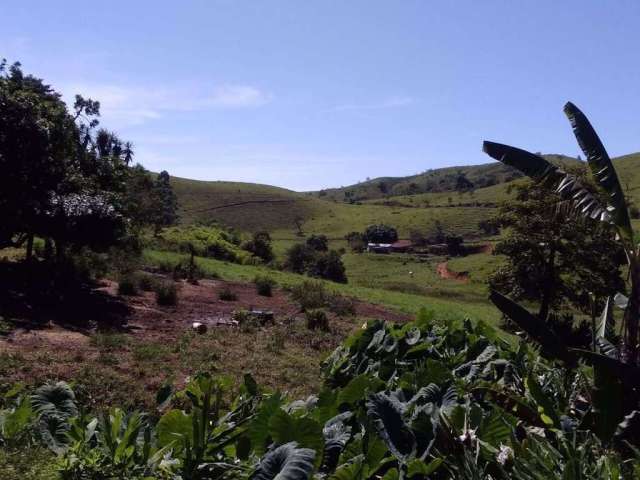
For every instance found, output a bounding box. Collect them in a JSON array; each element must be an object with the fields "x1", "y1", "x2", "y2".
[{"x1": 192, "y1": 322, "x2": 207, "y2": 334}]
